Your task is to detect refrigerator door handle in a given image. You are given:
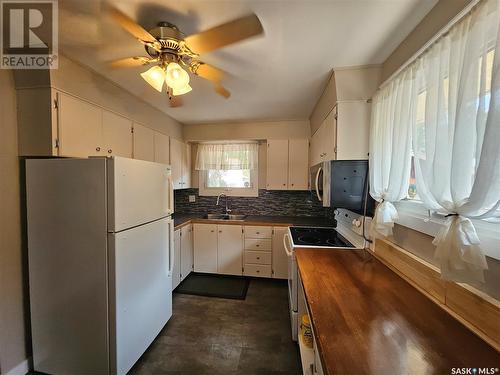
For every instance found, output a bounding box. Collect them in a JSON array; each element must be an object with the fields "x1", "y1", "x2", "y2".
[
  {"x1": 167, "y1": 172, "x2": 174, "y2": 215},
  {"x1": 168, "y1": 219, "x2": 174, "y2": 276}
]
